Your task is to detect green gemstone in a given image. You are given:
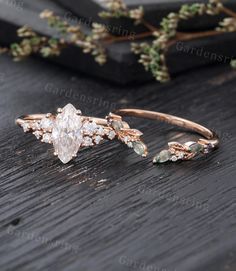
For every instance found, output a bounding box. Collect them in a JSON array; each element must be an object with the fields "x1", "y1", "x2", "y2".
[
  {"x1": 153, "y1": 150, "x2": 171, "y2": 164},
  {"x1": 112, "y1": 121, "x2": 124, "y2": 131},
  {"x1": 133, "y1": 141, "x2": 146, "y2": 157},
  {"x1": 189, "y1": 143, "x2": 204, "y2": 154}
]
